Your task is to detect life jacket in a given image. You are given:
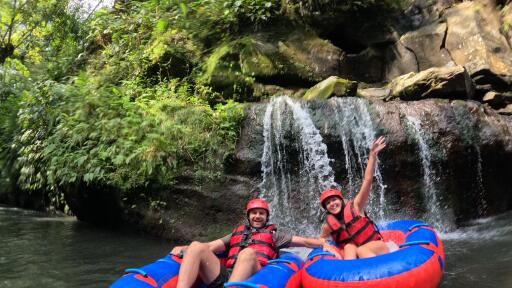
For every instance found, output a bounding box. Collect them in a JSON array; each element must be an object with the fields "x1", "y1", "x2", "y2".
[
  {"x1": 225, "y1": 224, "x2": 277, "y2": 268},
  {"x1": 326, "y1": 201, "x2": 381, "y2": 249}
]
